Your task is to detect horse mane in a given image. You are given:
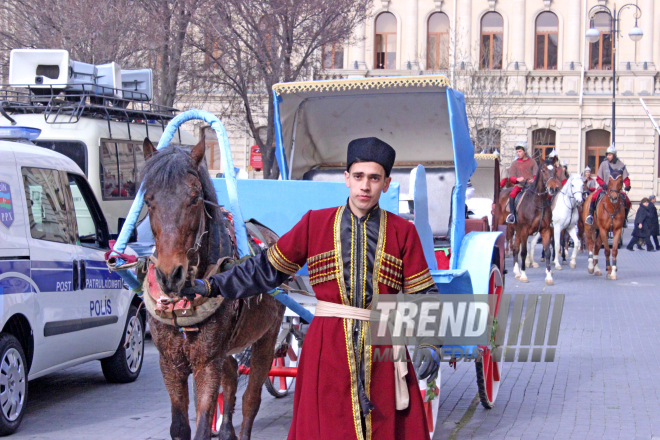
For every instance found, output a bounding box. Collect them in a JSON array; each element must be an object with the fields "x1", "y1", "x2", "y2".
[
  {"x1": 140, "y1": 144, "x2": 221, "y2": 226},
  {"x1": 532, "y1": 159, "x2": 552, "y2": 190}
]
